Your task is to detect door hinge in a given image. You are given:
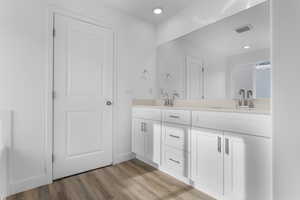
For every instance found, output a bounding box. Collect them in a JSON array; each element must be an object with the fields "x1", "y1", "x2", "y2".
[
  {"x1": 202, "y1": 67, "x2": 204, "y2": 72},
  {"x1": 53, "y1": 28, "x2": 56, "y2": 37},
  {"x1": 52, "y1": 154, "x2": 55, "y2": 163}
]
